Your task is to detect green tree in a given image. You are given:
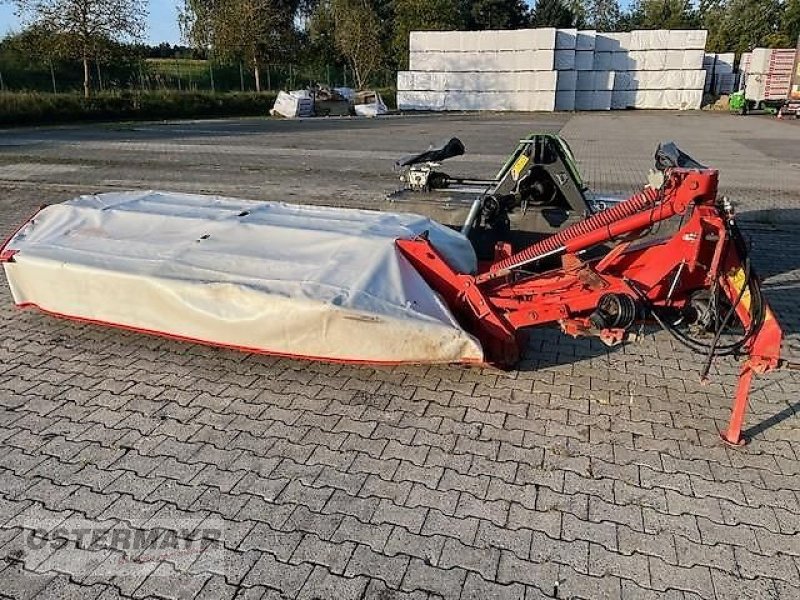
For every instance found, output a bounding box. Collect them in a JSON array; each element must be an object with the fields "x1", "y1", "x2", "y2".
[
  {"x1": 182, "y1": 0, "x2": 297, "y2": 92},
  {"x1": 530, "y1": 0, "x2": 576, "y2": 27},
  {"x1": 469, "y1": 0, "x2": 529, "y2": 30},
  {"x1": 783, "y1": 0, "x2": 800, "y2": 45},
  {"x1": 564, "y1": 0, "x2": 588, "y2": 27},
  {"x1": 630, "y1": 0, "x2": 698, "y2": 29},
  {"x1": 585, "y1": 0, "x2": 621, "y2": 31},
  {"x1": 702, "y1": 0, "x2": 786, "y2": 53},
  {"x1": 307, "y1": 0, "x2": 341, "y2": 72},
  {"x1": 392, "y1": 0, "x2": 462, "y2": 69},
  {"x1": 13, "y1": 0, "x2": 146, "y2": 97},
  {"x1": 332, "y1": 0, "x2": 382, "y2": 88}
]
